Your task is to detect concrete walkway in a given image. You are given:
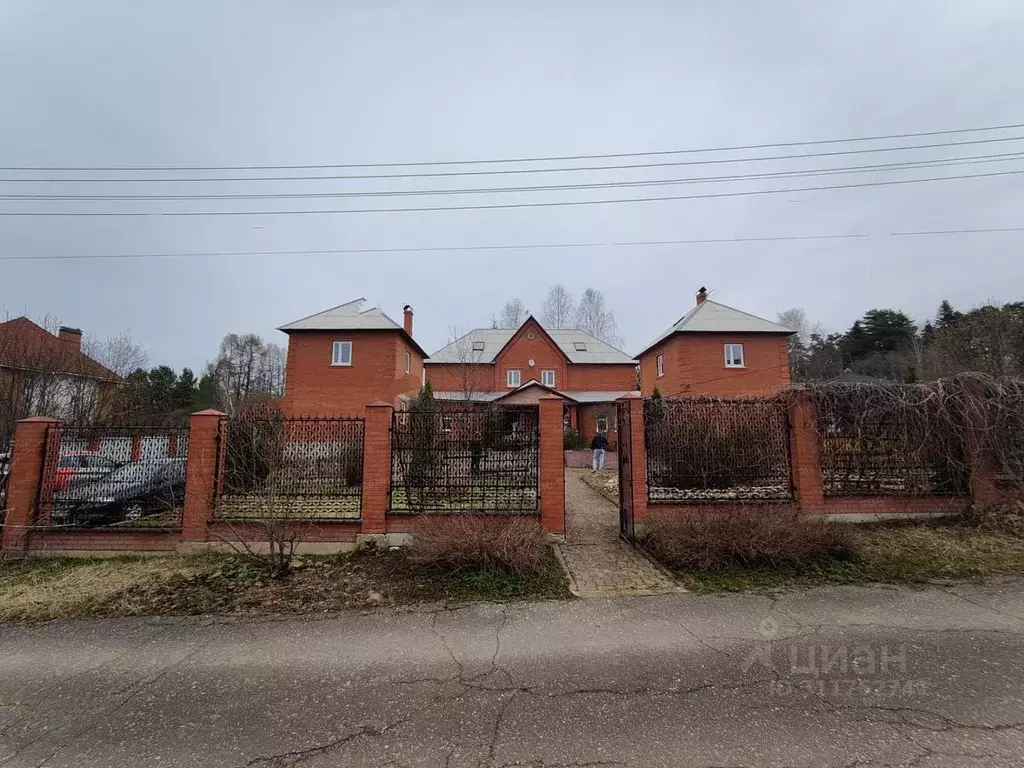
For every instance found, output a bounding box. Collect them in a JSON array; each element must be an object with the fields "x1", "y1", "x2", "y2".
[
  {"x1": 557, "y1": 469, "x2": 679, "y2": 597},
  {"x1": 2, "y1": 580, "x2": 1023, "y2": 767}
]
